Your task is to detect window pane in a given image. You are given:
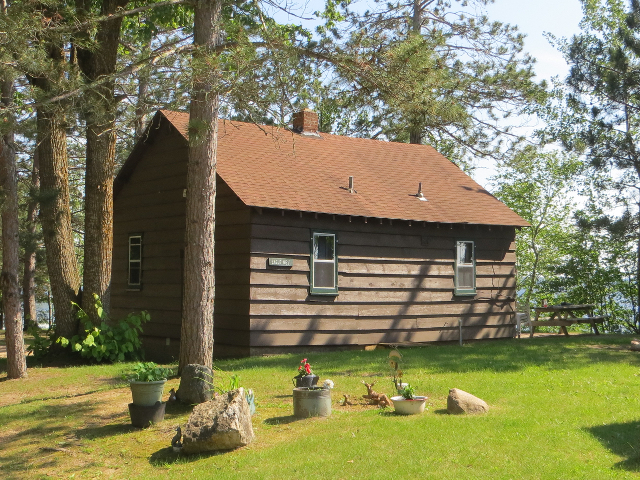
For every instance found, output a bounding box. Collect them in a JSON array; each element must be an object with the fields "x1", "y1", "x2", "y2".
[
  {"x1": 129, "y1": 266, "x2": 141, "y2": 285},
  {"x1": 459, "y1": 242, "x2": 473, "y2": 264},
  {"x1": 314, "y1": 262, "x2": 335, "y2": 288},
  {"x1": 457, "y1": 265, "x2": 474, "y2": 289},
  {"x1": 314, "y1": 235, "x2": 334, "y2": 260},
  {"x1": 130, "y1": 244, "x2": 141, "y2": 261}
]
